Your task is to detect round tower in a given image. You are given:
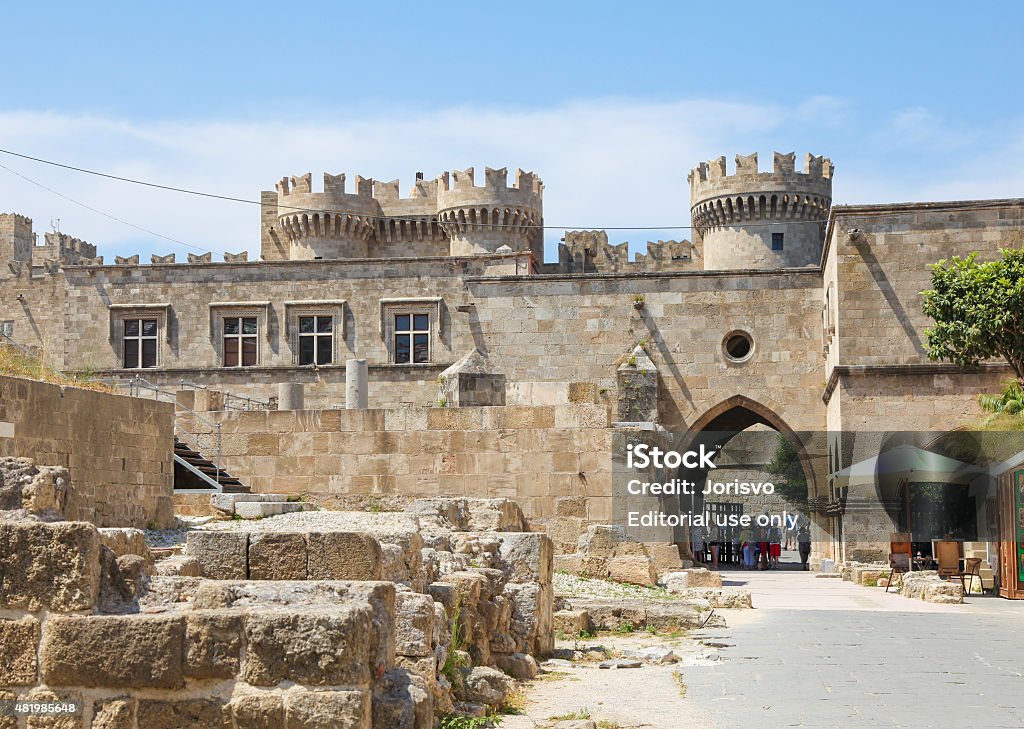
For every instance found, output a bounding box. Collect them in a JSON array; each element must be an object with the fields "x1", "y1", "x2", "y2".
[
  {"x1": 275, "y1": 172, "x2": 381, "y2": 259},
  {"x1": 689, "y1": 152, "x2": 833, "y2": 270},
  {"x1": 436, "y1": 167, "x2": 543, "y2": 258}
]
